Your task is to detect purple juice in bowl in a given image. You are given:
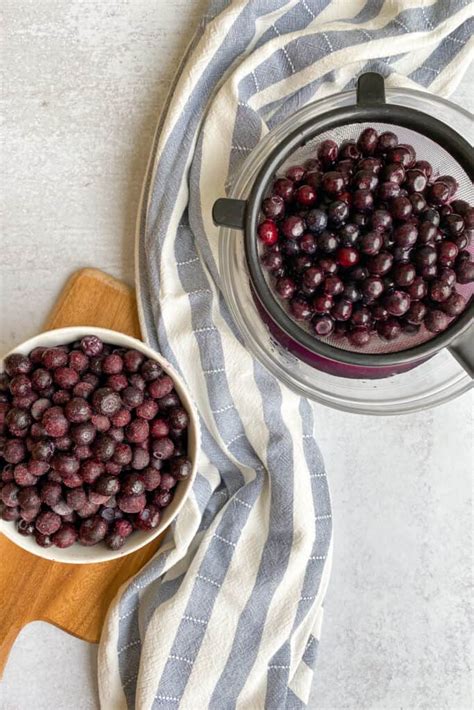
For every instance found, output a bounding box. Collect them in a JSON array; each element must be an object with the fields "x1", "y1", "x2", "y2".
[{"x1": 252, "y1": 284, "x2": 427, "y2": 379}]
